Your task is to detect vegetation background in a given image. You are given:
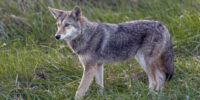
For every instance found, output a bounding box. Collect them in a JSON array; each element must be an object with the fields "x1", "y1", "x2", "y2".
[{"x1": 0, "y1": 0, "x2": 200, "y2": 99}]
